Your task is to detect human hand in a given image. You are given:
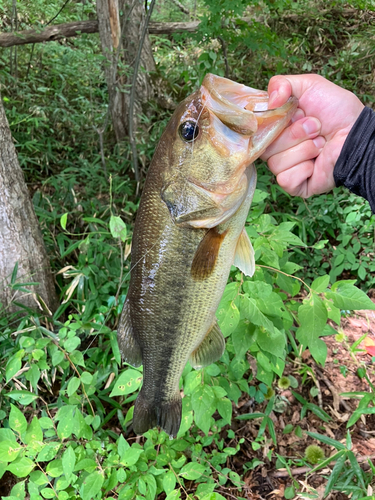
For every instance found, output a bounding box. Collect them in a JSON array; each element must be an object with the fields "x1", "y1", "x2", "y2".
[{"x1": 260, "y1": 74, "x2": 364, "y2": 197}]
